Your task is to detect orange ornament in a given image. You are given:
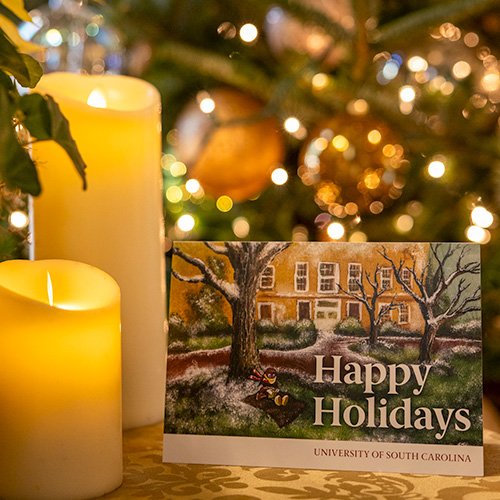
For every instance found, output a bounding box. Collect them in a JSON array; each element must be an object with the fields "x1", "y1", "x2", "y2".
[{"x1": 174, "y1": 88, "x2": 285, "y2": 202}]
